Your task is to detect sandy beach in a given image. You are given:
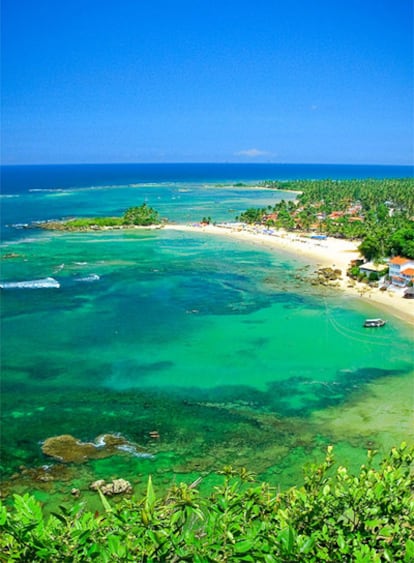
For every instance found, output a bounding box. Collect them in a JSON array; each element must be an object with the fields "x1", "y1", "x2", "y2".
[{"x1": 165, "y1": 223, "x2": 414, "y2": 326}]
